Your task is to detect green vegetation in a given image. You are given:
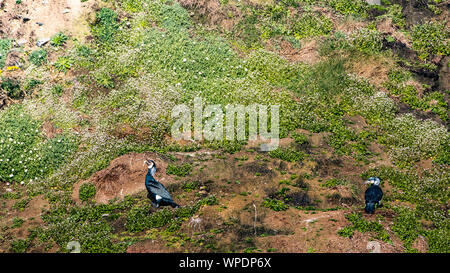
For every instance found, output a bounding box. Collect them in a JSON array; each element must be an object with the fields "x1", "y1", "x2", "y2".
[
  {"x1": 262, "y1": 198, "x2": 289, "y2": 211},
  {"x1": 411, "y1": 21, "x2": 450, "y2": 61},
  {"x1": 182, "y1": 181, "x2": 198, "y2": 192},
  {"x1": 338, "y1": 212, "x2": 390, "y2": 242},
  {"x1": 1, "y1": 78, "x2": 22, "y2": 99},
  {"x1": 0, "y1": 106, "x2": 76, "y2": 183},
  {"x1": 50, "y1": 32, "x2": 69, "y2": 47},
  {"x1": 29, "y1": 49, "x2": 48, "y2": 66},
  {"x1": 269, "y1": 148, "x2": 305, "y2": 162},
  {"x1": 321, "y1": 178, "x2": 348, "y2": 188},
  {"x1": 0, "y1": 0, "x2": 448, "y2": 254},
  {"x1": 10, "y1": 239, "x2": 30, "y2": 253},
  {"x1": 328, "y1": 0, "x2": 369, "y2": 17},
  {"x1": 291, "y1": 132, "x2": 308, "y2": 146},
  {"x1": 91, "y1": 8, "x2": 121, "y2": 44},
  {"x1": 291, "y1": 13, "x2": 333, "y2": 40},
  {"x1": 79, "y1": 183, "x2": 97, "y2": 202},
  {"x1": 166, "y1": 163, "x2": 193, "y2": 177},
  {"x1": 53, "y1": 56, "x2": 74, "y2": 72},
  {"x1": 0, "y1": 39, "x2": 11, "y2": 68},
  {"x1": 351, "y1": 28, "x2": 383, "y2": 54}
]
